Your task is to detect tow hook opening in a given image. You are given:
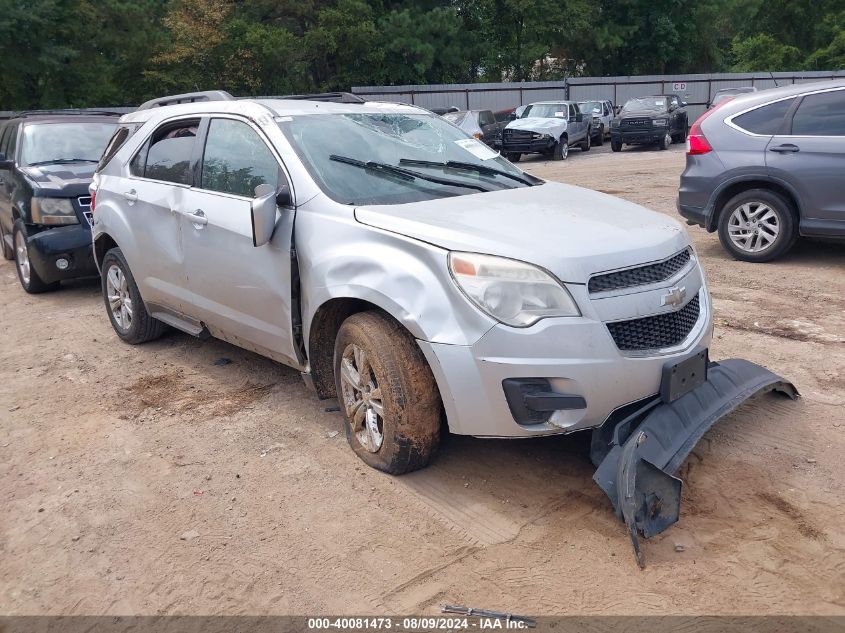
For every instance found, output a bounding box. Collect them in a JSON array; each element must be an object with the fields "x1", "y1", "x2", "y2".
[{"x1": 591, "y1": 358, "x2": 798, "y2": 568}]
